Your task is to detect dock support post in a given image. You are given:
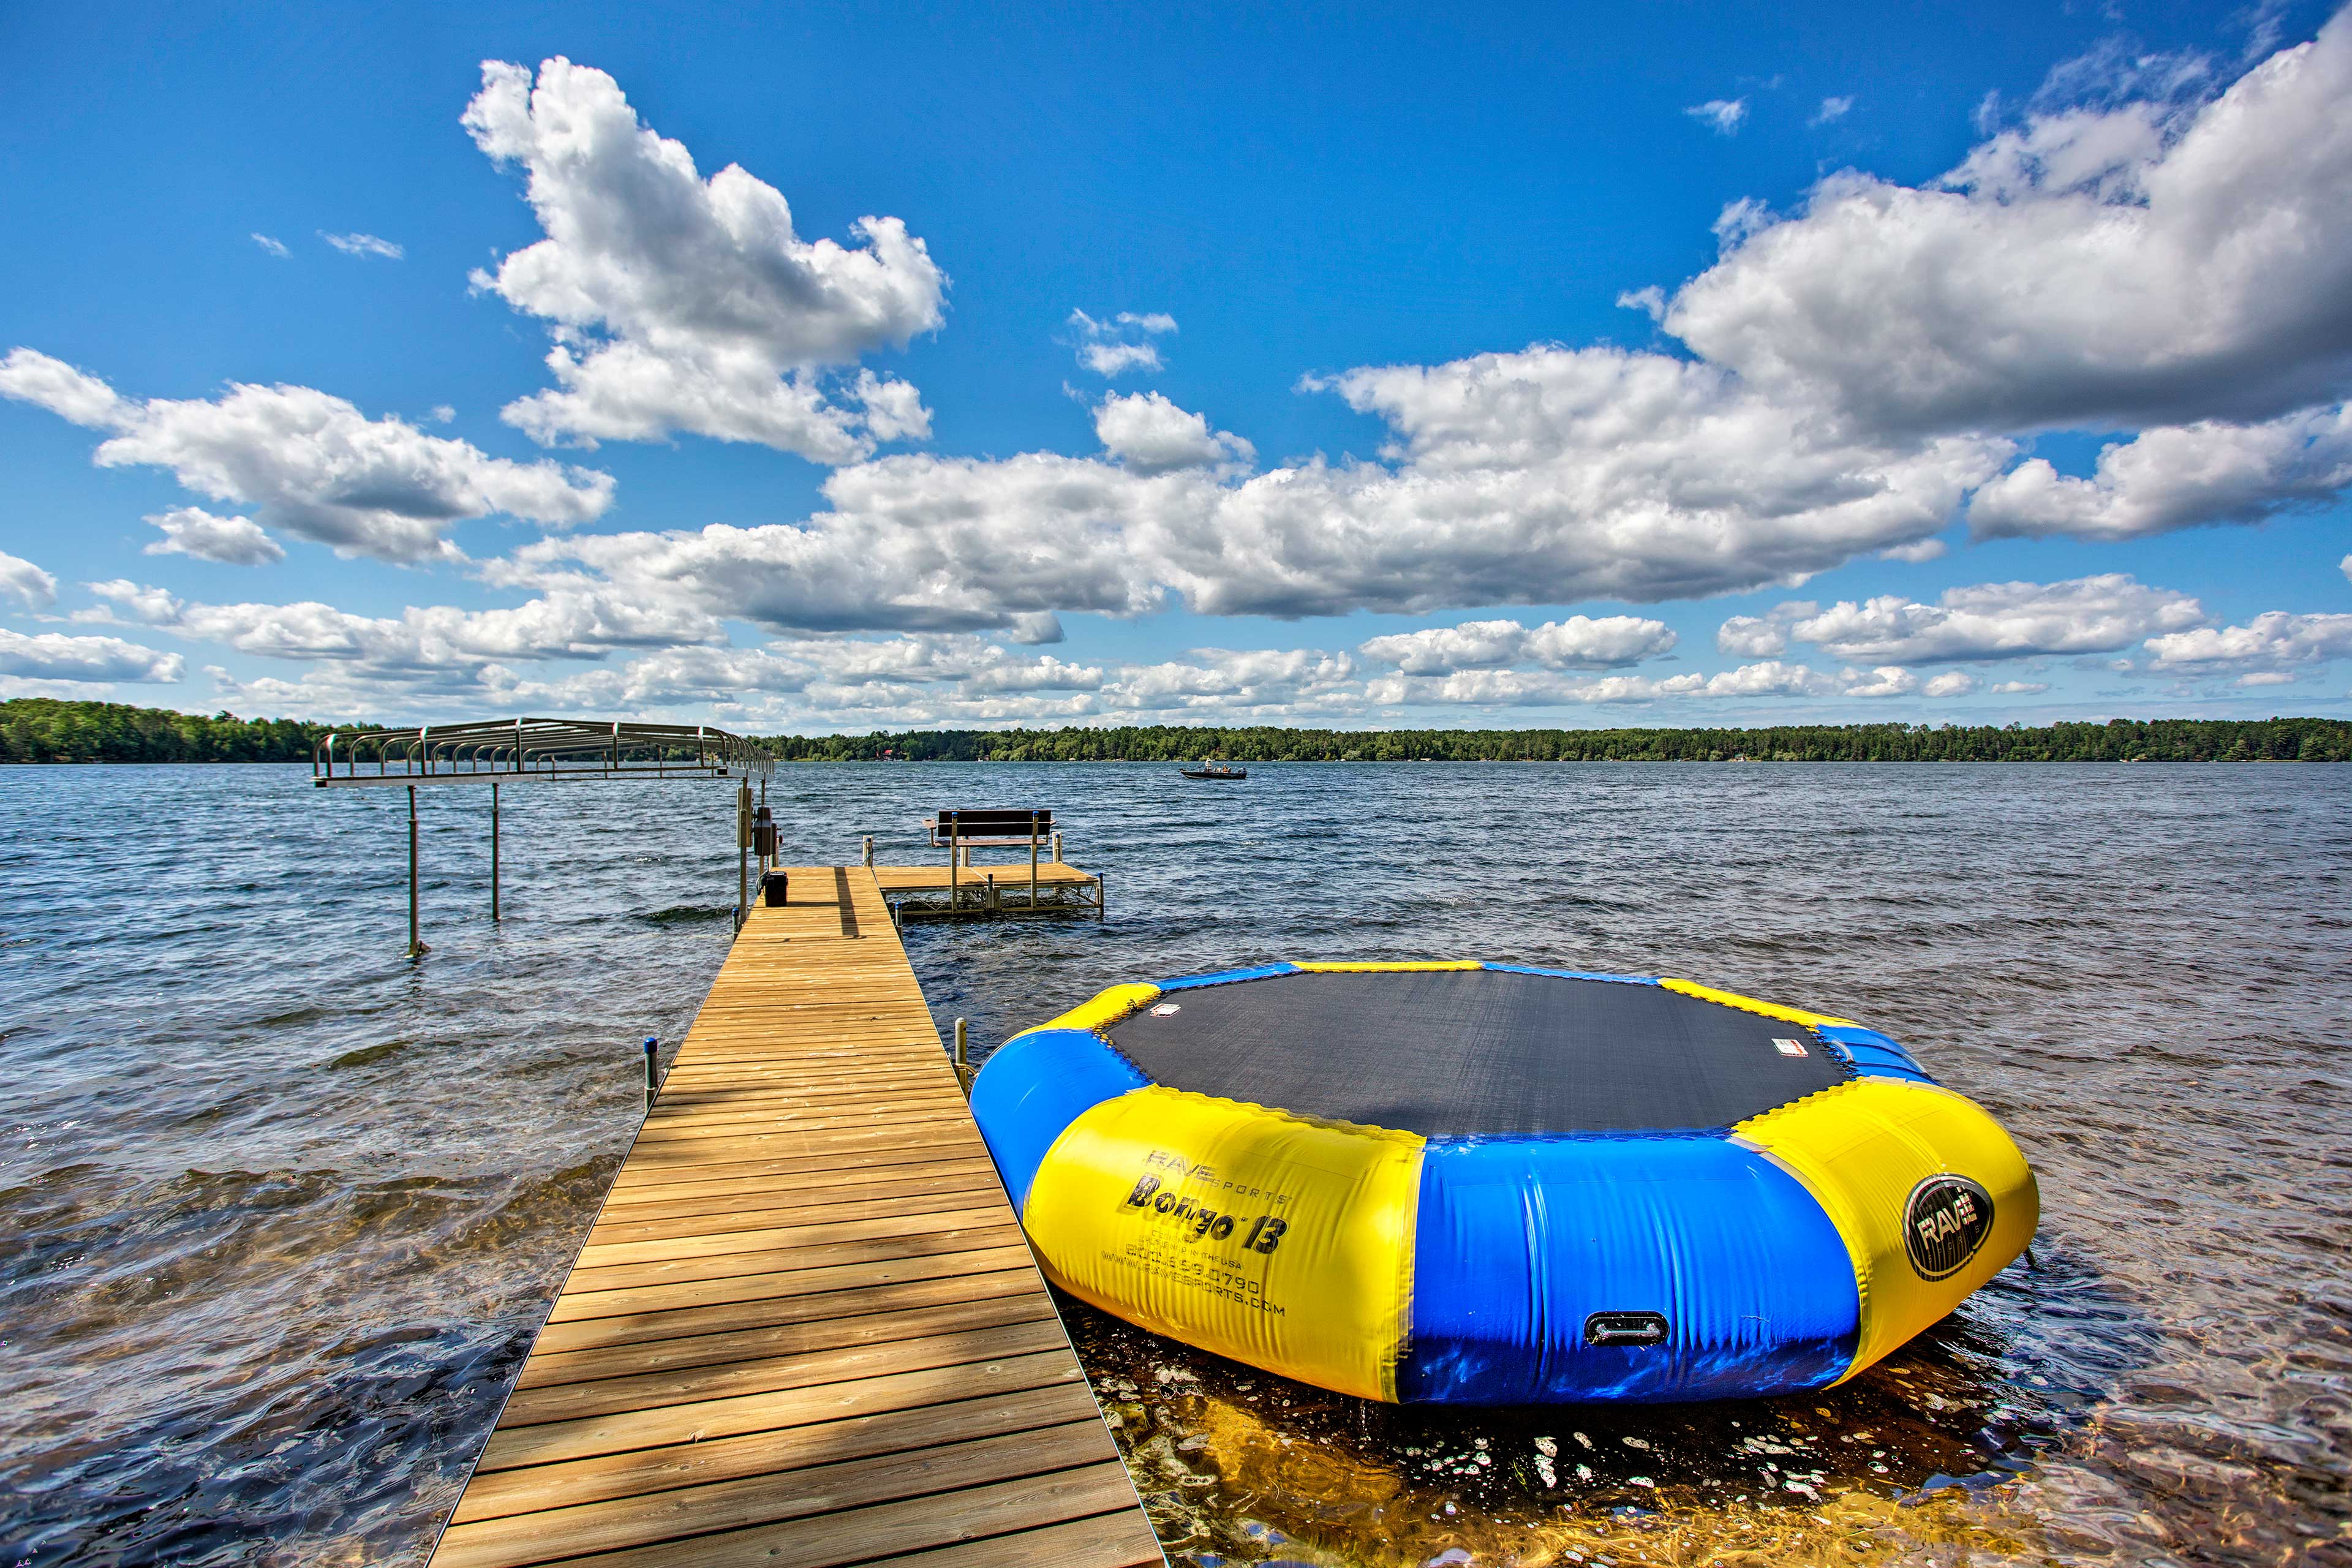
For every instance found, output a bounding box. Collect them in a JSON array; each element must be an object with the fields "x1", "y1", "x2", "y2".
[
  {"x1": 1053, "y1": 831, "x2": 1063, "y2": 864},
  {"x1": 863, "y1": 835, "x2": 874, "y2": 867},
  {"x1": 948, "y1": 819, "x2": 959, "y2": 914},
  {"x1": 987, "y1": 872, "x2": 998, "y2": 915},
  {"x1": 490, "y1": 781, "x2": 500, "y2": 922},
  {"x1": 1029, "y1": 812, "x2": 1039, "y2": 910},
  {"x1": 642, "y1": 1036, "x2": 659, "y2": 1109},
  {"x1": 1098, "y1": 871, "x2": 1107, "y2": 922},
  {"x1": 406, "y1": 783, "x2": 429, "y2": 959},
  {"x1": 954, "y1": 1017, "x2": 967, "y2": 1083},
  {"x1": 736, "y1": 780, "x2": 751, "y2": 930}
]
